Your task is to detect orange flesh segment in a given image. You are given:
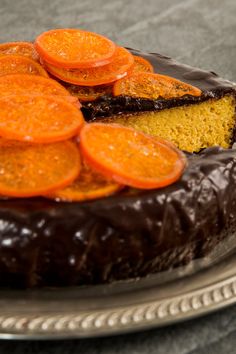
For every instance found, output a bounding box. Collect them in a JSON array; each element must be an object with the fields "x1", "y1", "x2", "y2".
[
  {"x1": 64, "y1": 83, "x2": 113, "y2": 102},
  {"x1": 43, "y1": 47, "x2": 134, "y2": 86},
  {"x1": 113, "y1": 72, "x2": 202, "y2": 99},
  {"x1": 35, "y1": 29, "x2": 116, "y2": 69},
  {"x1": 132, "y1": 56, "x2": 154, "y2": 73},
  {"x1": 0, "y1": 139, "x2": 80, "y2": 197},
  {"x1": 0, "y1": 55, "x2": 48, "y2": 77},
  {"x1": 80, "y1": 123, "x2": 186, "y2": 189},
  {"x1": 49, "y1": 161, "x2": 122, "y2": 201},
  {"x1": 0, "y1": 95, "x2": 84, "y2": 143},
  {"x1": 0, "y1": 42, "x2": 39, "y2": 61}
]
